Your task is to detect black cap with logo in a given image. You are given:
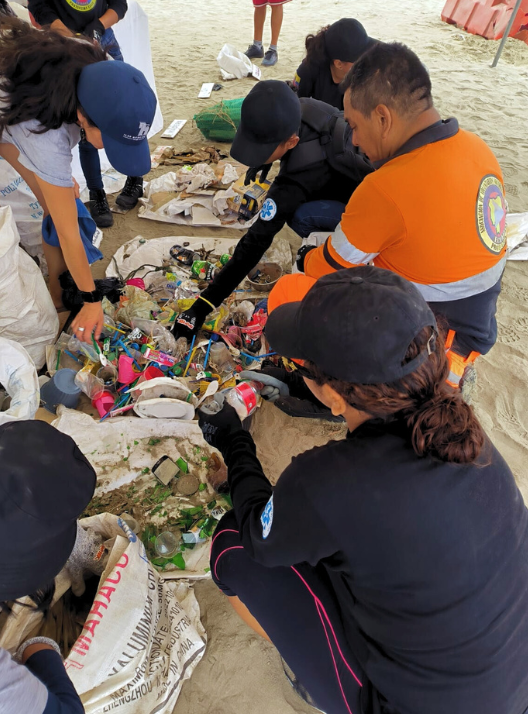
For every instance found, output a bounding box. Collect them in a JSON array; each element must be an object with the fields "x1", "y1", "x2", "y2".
[
  {"x1": 230, "y1": 80, "x2": 302, "y2": 168},
  {"x1": 265, "y1": 266, "x2": 437, "y2": 384},
  {"x1": 324, "y1": 18, "x2": 376, "y2": 63}
]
